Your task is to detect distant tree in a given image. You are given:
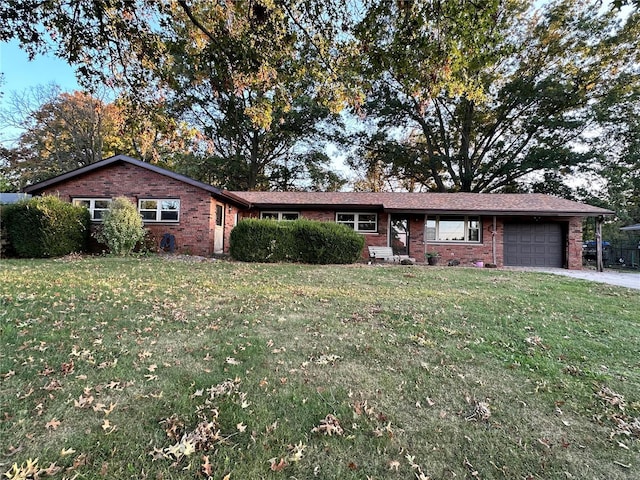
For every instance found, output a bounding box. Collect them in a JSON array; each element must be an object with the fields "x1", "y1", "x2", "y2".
[
  {"x1": 0, "y1": 85, "x2": 201, "y2": 186},
  {"x1": 347, "y1": 1, "x2": 640, "y2": 193},
  {"x1": 0, "y1": 86, "x2": 120, "y2": 185}
]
